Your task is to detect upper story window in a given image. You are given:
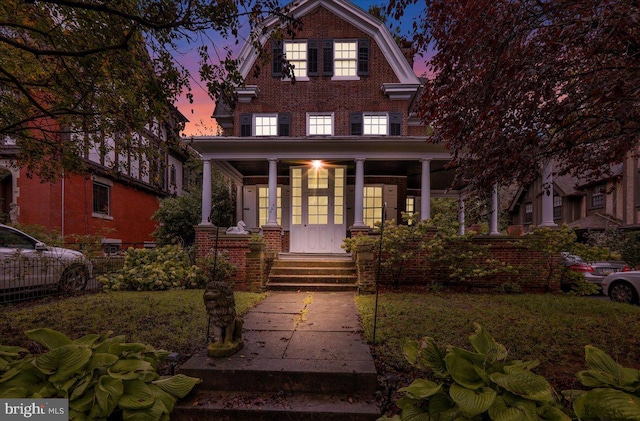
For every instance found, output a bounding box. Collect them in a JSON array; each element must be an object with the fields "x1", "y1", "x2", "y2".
[
  {"x1": 92, "y1": 176, "x2": 113, "y2": 219},
  {"x1": 284, "y1": 41, "x2": 308, "y2": 79},
  {"x1": 240, "y1": 113, "x2": 291, "y2": 137},
  {"x1": 273, "y1": 38, "x2": 369, "y2": 79},
  {"x1": 350, "y1": 112, "x2": 402, "y2": 136},
  {"x1": 591, "y1": 185, "x2": 605, "y2": 209},
  {"x1": 307, "y1": 113, "x2": 333, "y2": 136},
  {"x1": 334, "y1": 41, "x2": 357, "y2": 77}
]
